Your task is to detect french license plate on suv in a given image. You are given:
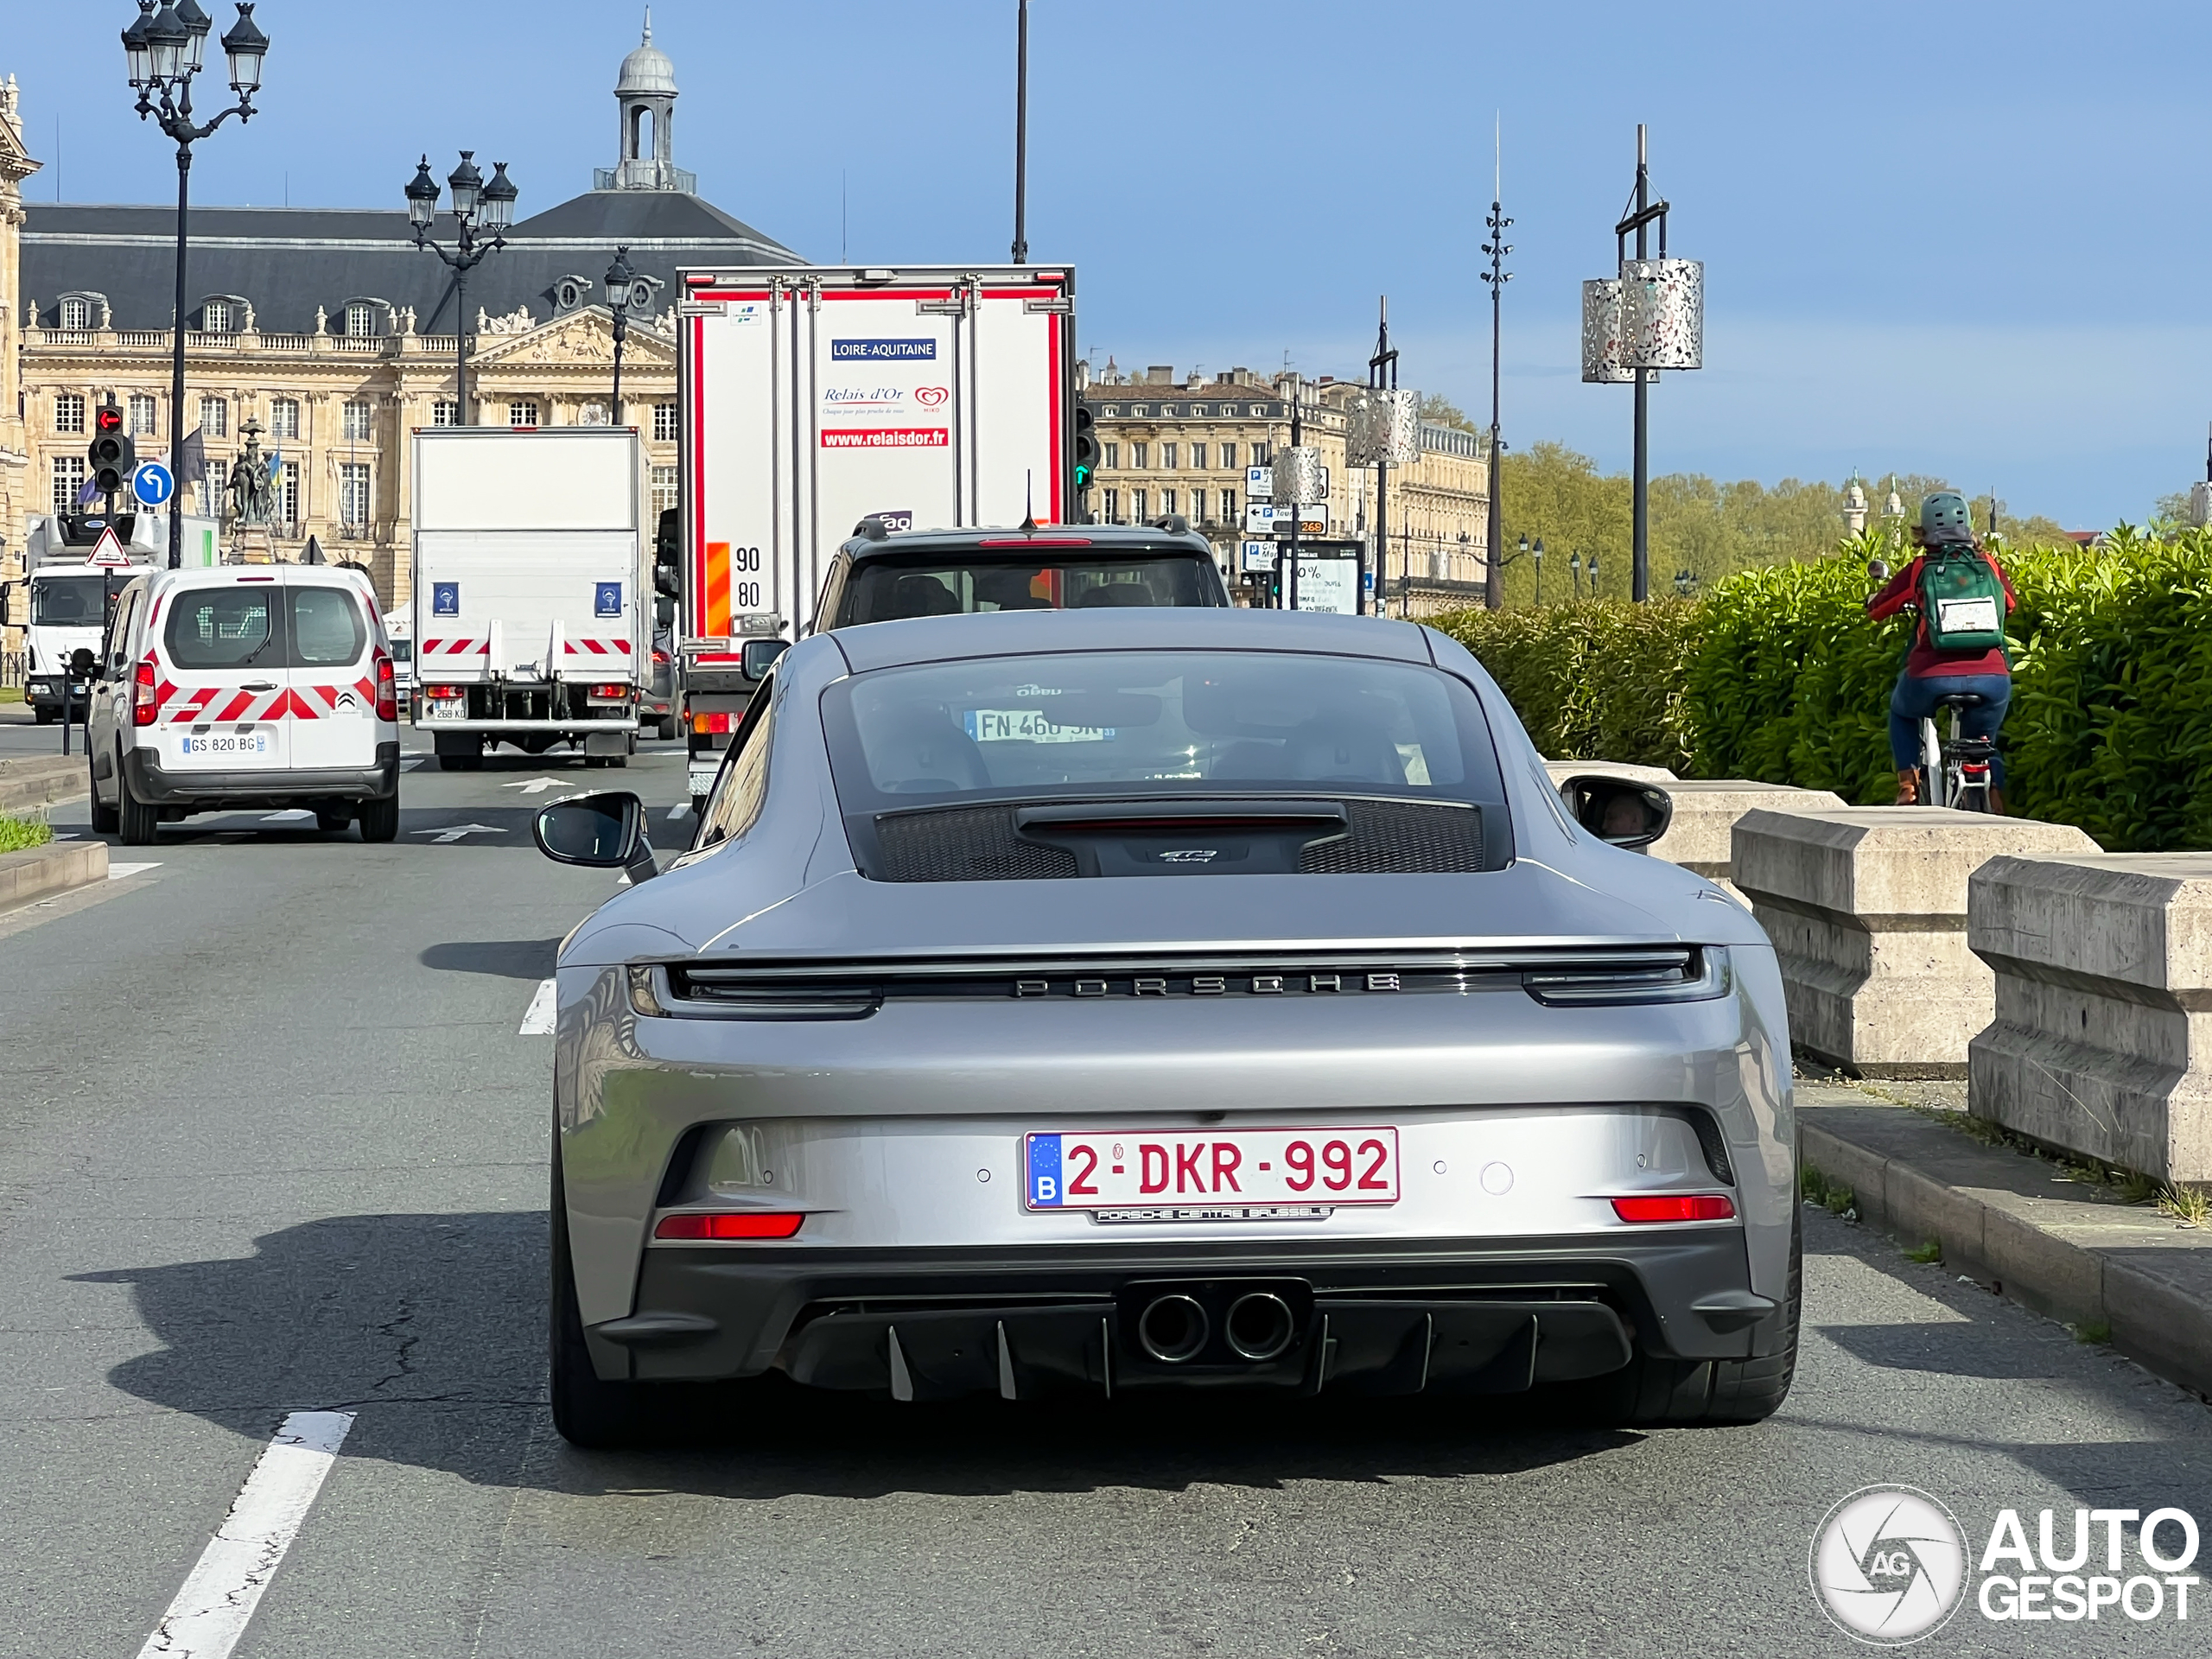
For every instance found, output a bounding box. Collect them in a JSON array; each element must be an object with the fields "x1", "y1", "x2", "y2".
[{"x1": 1025, "y1": 1128, "x2": 1399, "y2": 1215}]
